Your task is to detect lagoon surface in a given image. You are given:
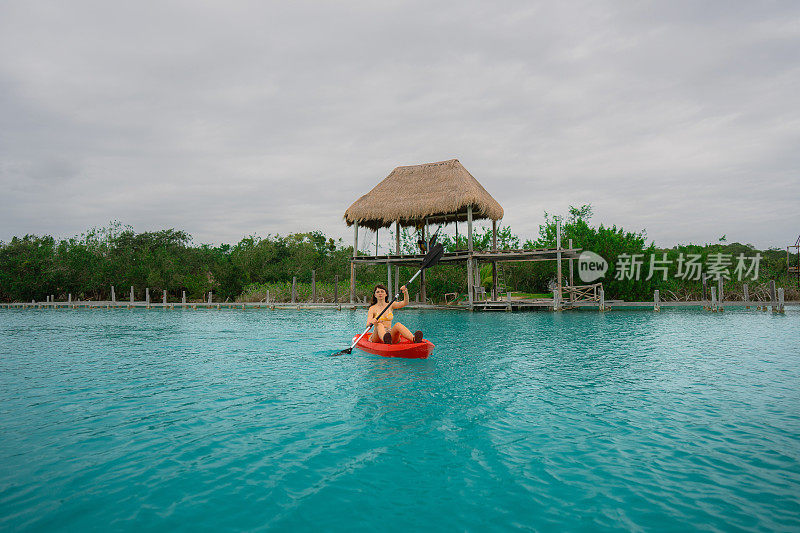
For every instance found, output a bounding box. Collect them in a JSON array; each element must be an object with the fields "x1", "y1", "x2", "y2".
[{"x1": 1, "y1": 307, "x2": 799, "y2": 531}]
